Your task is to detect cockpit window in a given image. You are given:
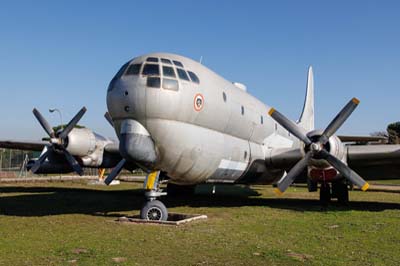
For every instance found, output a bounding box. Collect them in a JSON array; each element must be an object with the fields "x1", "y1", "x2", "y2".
[
  {"x1": 146, "y1": 57, "x2": 158, "y2": 62},
  {"x1": 188, "y1": 71, "x2": 200, "y2": 84},
  {"x1": 163, "y1": 66, "x2": 176, "y2": 78},
  {"x1": 176, "y1": 68, "x2": 190, "y2": 81},
  {"x1": 173, "y1": 60, "x2": 184, "y2": 67},
  {"x1": 108, "y1": 62, "x2": 129, "y2": 91},
  {"x1": 147, "y1": 77, "x2": 161, "y2": 88},
  {"x1": 163, "y1": 78, "x2": 179, "y2": 91},
  {"x1": 142, "y1": 64, "x2": 160, "y2": 76},
  {"x1": 161, "y1": 58, "x2": 172, "y2": 64},
  {"x1": 114, "y1": 62, "x2": 129, "y2": 79},
  {"x1": 125, "y1": 64, "x2": 142, "y2": 75}
]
